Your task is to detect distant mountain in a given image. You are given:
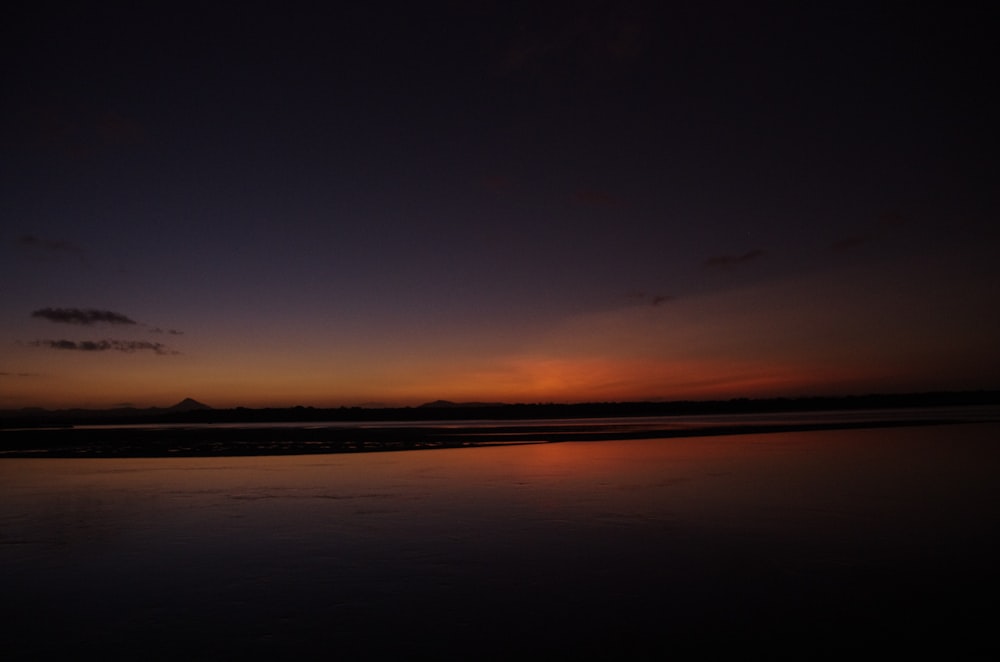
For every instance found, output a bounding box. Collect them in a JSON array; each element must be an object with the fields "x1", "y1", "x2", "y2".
[
  {"x1": 167, "y1": 398, "x2": 213, "y2": 412},
  {"x1": 3, "y1": 390, "x2": 999, "y2": 429}
]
